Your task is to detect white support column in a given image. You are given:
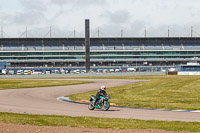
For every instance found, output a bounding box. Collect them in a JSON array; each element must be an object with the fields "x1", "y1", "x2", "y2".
[
  {"x1": 102, "y1": 44, "x2": 105, "y2": 50},
  {"x1": 22, "y1": 44, "x2": 24, "y2": 51},
  {"x1": 162, "y1": 44, "x2": 164, "y2": 50},
  {"x1": 62, "y1": 44, "x2": 65, "y2": 50},
  {"x1": 142, "y1": 44, "x2": 145, "y2": 50}
]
